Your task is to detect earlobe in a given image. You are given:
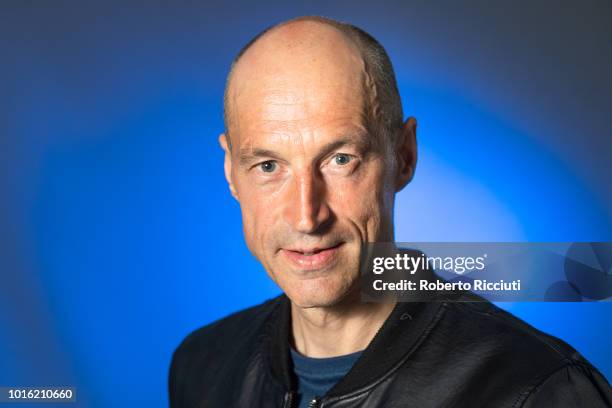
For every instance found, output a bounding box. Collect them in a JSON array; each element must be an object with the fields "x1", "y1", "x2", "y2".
[
  {"x1": 395, "y1": 117, "x2": 418, "y2": 192},
  {"x1": 219, "y1": 133, "x2": 239, "y2": 200}
]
